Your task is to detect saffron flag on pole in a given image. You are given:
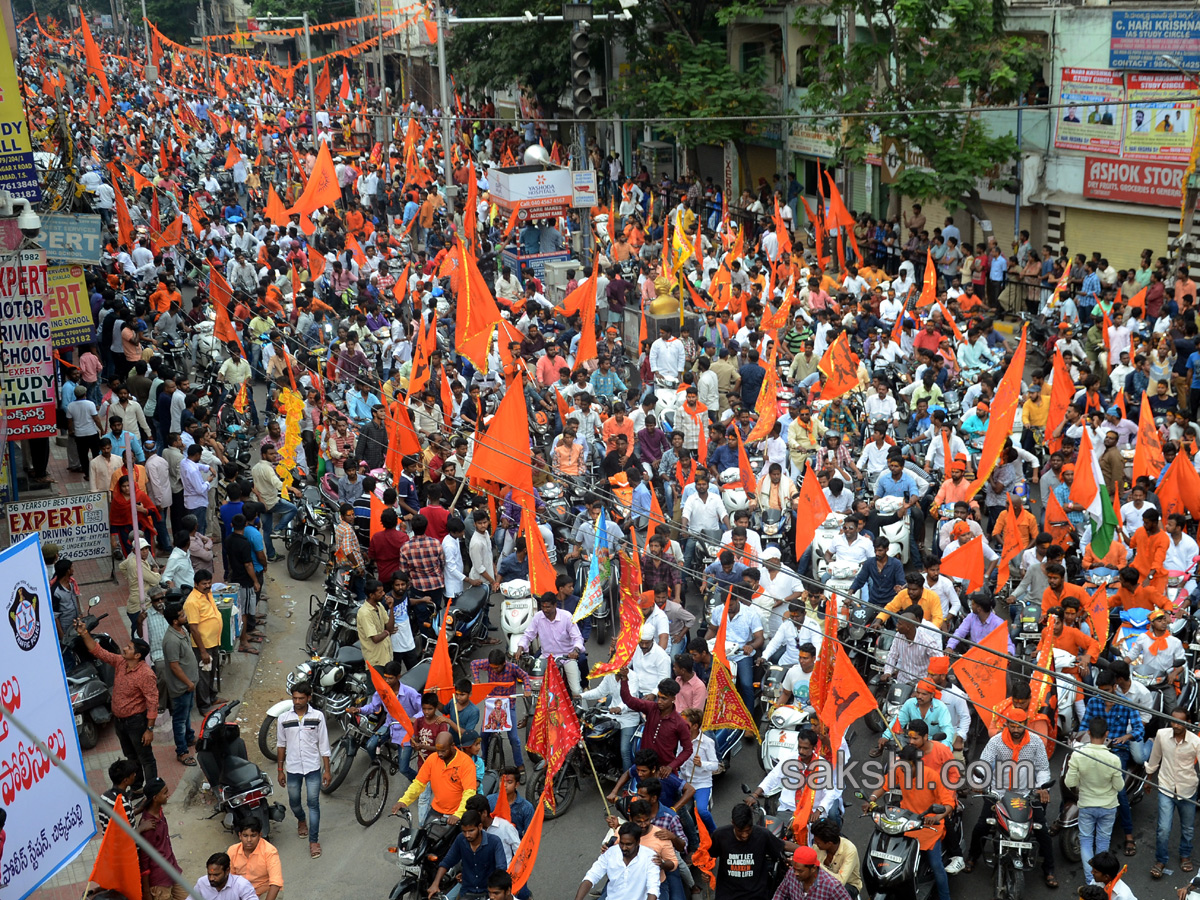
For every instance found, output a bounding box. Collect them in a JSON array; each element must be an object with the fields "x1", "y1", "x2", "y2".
[
  {"x1": 795, "y1": 461, "x2": 832, "y2": 561},
  {"x1": 366, "y1": 662, "x2": 415, "y2": 742},
  {"x1": 588, "y1": 549, "x2": 644, "y2": 679},
  {"x1": 996, "y1": 493, "x2": 1025, "y2": 586},
  {"x1": 693, "y1": 811, "x2": 718, "y2": 888},
  {"x1": 812, "y1": 332, "x2": 860, "y2": 401},
  {"x1": 288, "y1": 141, "x2": 341, "y2": 216},
  {"x1": 949, "y1": 623, "x2": 1010, "y2": 719},
  {"x1": 1159, "y1": 444, "x2": 1200, "y2": 521},
  {"x1": 1086, "y1": 586, "x2": 1111, "y2": 651},
  {"x1": 524, "y1": 505, "x2": 558, "y2": 597},
  {"x1": 916, "y1": 248, "x2": 938, "y2": 307},
  {"x1": 88, "y1": 797, "x2": 142, "y2": 900},
  {"x1": 820, "y1": 644, "x2": 879, "y2": 756},
  {"x1": 1069, "y1": 425, "x2": 1118, "y2": 558},
  {"x1": 508, "y1": 785, "x2": 549, "y2": 891},
  {"x1": 969, "y1": 325, "x2": 1028, "y2": 497},
  {"x1": 1133, "y1": 390, "x2": 1166, "y2": 483},
  {"x1": 744, "y1": 347, "x2": 780, "y2": 443},
  {"x1": 1045, "y1": 346, "x2": 1074, "y2": 454},
  {"x1": 940, "y1": 535, "x2": 986, "y2": 592},
  {"x1": 424, "y1": 607, "x2": 456, "y2": 703}
]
